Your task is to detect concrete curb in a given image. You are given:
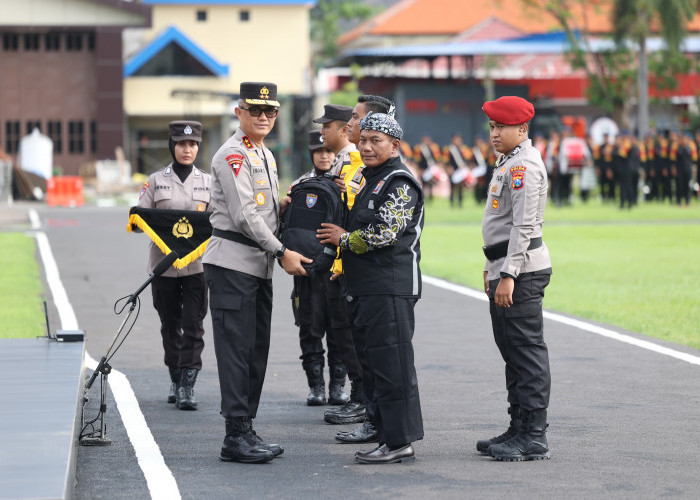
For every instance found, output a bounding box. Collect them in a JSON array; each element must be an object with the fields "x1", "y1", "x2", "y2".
[{"x1": 0, "y1": 338, "x2": 85, "y2": 500}]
